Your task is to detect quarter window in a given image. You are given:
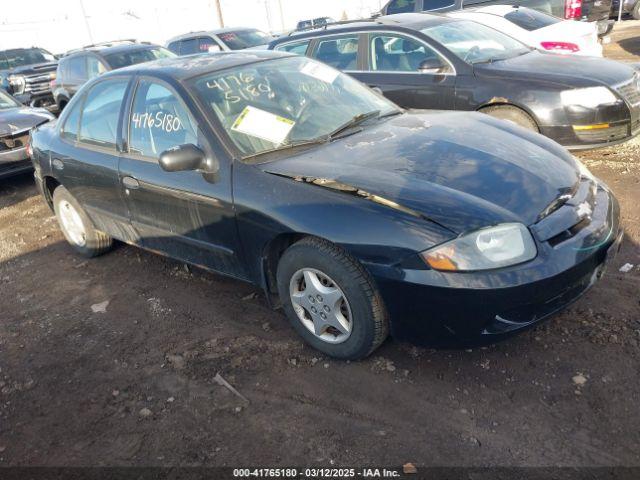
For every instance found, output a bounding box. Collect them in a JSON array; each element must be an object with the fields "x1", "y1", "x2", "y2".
[
  {"x1": 386, "y1": 0, "x2": 417, "y2": 14},
  {"x1": 78, "y1": 79, "x2": 128, "y2": 149},
  {"x1": 275, "y1": 40, "x2": 311, "y2": 56},
  {"x1": 128, "y1": 80, "x2": 198, "y2": 158},
  {"x1": 61, "y1": 95, "x2": 83, "y2": 141},
  {"x1": 313, "y1": 36, "x2": 359, "y2": 70},
  {"x1": 370, "y1": 35, "x2": 445, "y2": 72}
]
